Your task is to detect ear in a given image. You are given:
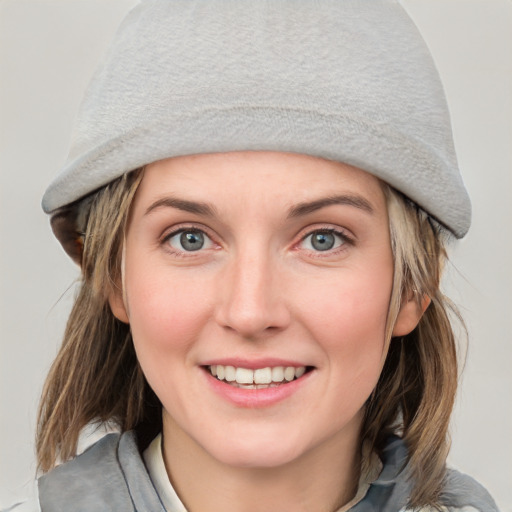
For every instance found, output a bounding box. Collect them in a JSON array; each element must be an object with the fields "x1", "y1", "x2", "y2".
[
  {"x1": 108, "y1": 287, "x2": 130, "y2": 324},
  {"x1": 392, "y1": 293, "x2": 431, "y2": 337}
]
